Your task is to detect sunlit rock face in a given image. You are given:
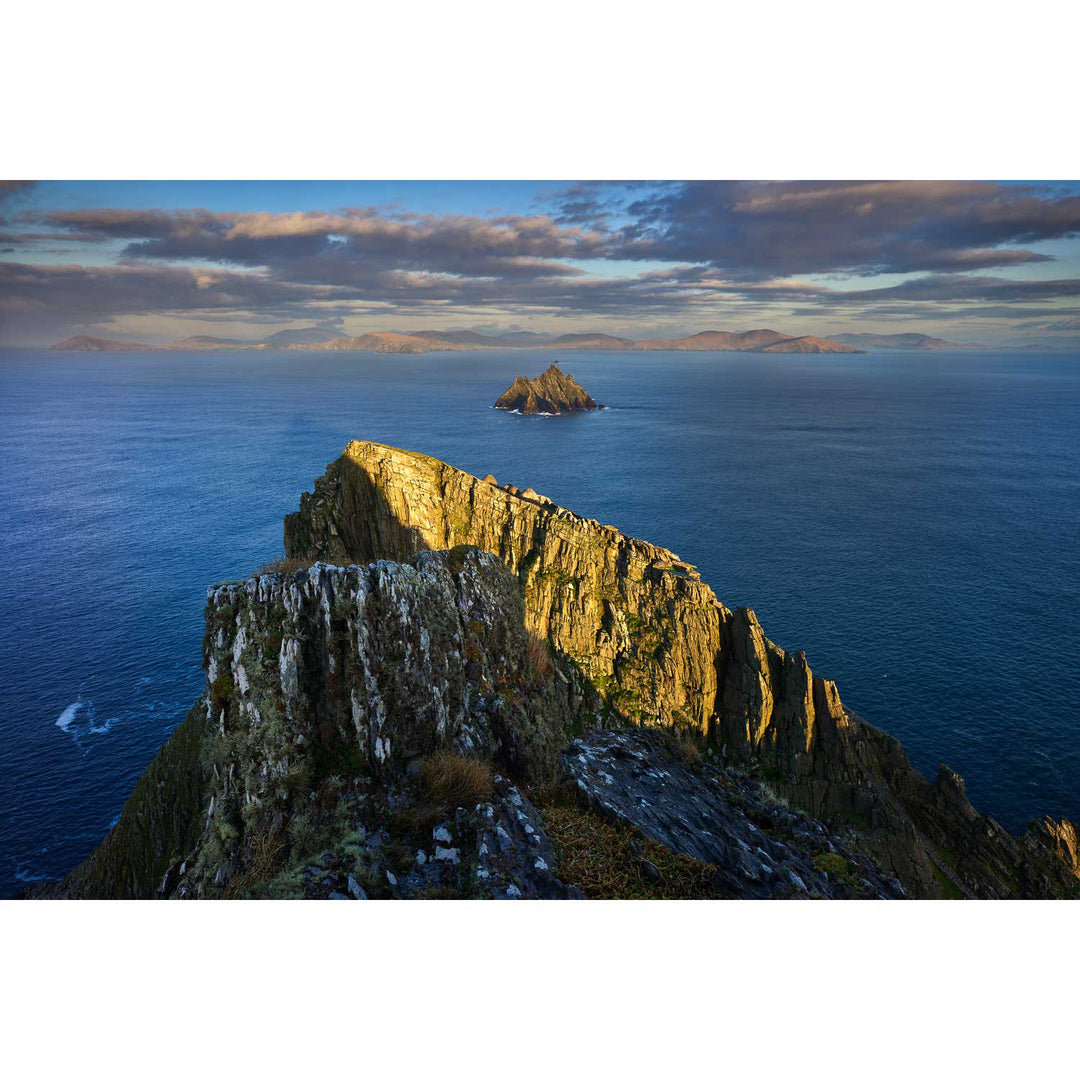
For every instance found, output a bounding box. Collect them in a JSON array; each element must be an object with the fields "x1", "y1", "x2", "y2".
[
  {"x1": 284, "y1": 441, "x2": 1080, "y2": 898},
  {"x1": 494, "y1": 364, "x2": 602, "y2": 413},
  {"x1": 43, "y1": 442, "x2": 1080, "y2": 901}
]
